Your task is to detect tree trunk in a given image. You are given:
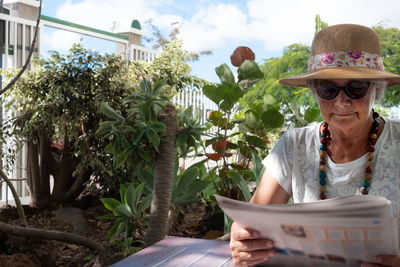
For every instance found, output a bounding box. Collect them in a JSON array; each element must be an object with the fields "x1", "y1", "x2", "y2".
[
  {"x1": 27, "y1": 140, "x2": 50, "y2": 208},
  {"x1": 38, "y1": 135, "x2": 51, "y2": 204},
  {"x1": 144, "y1": 105, "x2": 177, "y2": 245},
  {"x1": 50, "y1": 134, "x2": 75, "y2": 205}
]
